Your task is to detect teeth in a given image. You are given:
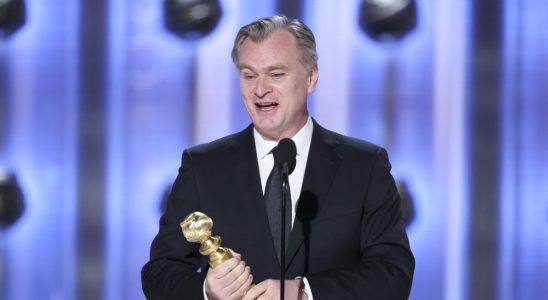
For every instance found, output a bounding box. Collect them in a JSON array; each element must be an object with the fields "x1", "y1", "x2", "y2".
[
  {"x1": 256, "y1": 102, "x2": 278, "y2": 111},
  {"x1": 256, "y1": 102, "x2": 277, "y2": 107}
]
